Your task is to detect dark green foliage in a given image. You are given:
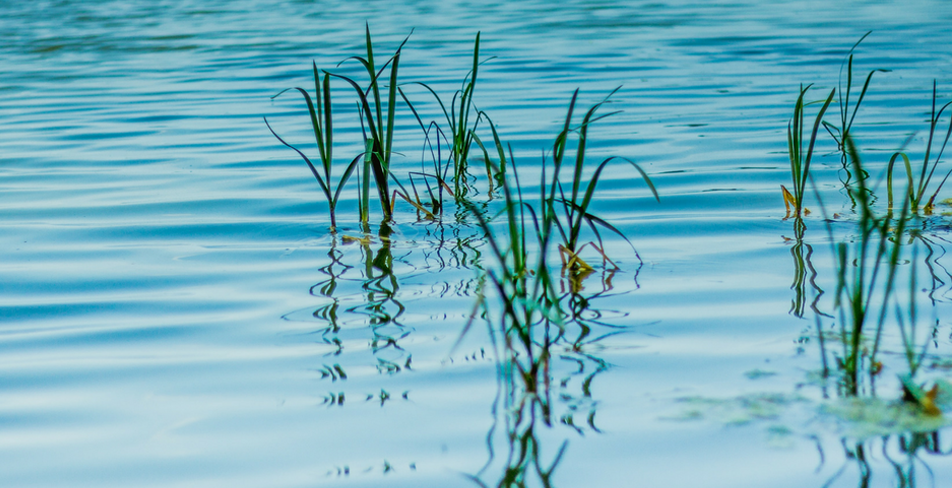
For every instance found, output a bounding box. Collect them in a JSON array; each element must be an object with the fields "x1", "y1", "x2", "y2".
[
  {"x1": 266, "y1": 63, "x2": 359, "y2": 229},
  {"x1": 886, "y1": 81, "x2": 952, "y2": 214},
  {"x1": 784, "y1": 84, "x2": 834, "y2": 218}
]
